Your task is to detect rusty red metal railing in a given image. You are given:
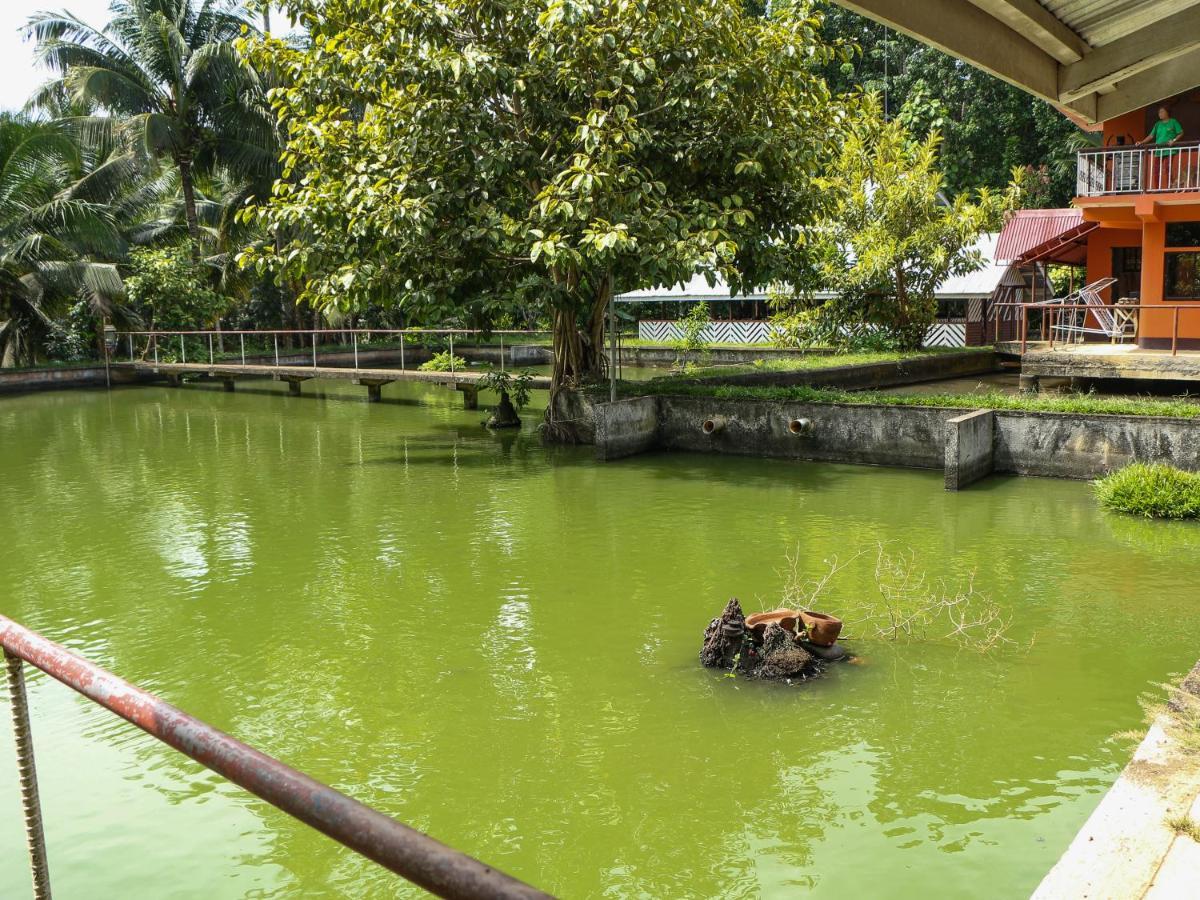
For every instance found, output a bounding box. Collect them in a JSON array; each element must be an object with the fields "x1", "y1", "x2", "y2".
[
  {"x1": 993, "y1": 302, "x2": 1200, "y2": 356},
  {"x1": 0, "y1": 615, "x2": 551, "y2": 900}
]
